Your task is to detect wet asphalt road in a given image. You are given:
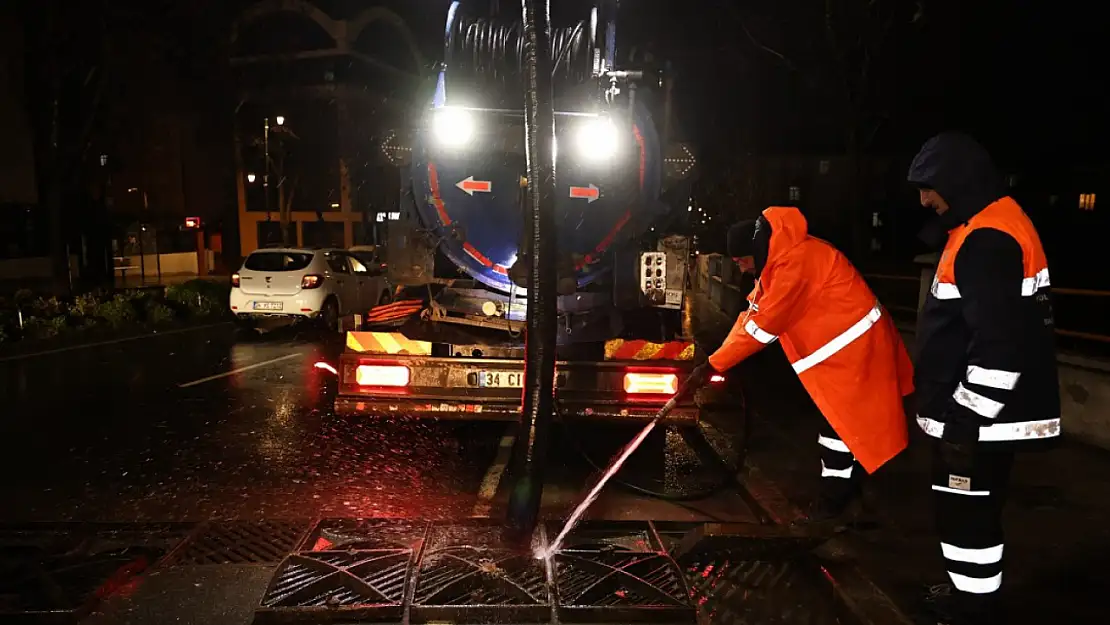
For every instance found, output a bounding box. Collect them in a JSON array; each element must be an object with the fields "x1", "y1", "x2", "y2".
[
  {"x1": 0, "y1": 324, "x2": 509, "y2": 522},
  {"x1": 0, "y1": 322, "x2": 754, "y2": 525}
]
